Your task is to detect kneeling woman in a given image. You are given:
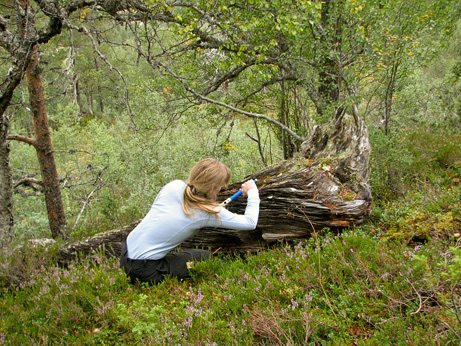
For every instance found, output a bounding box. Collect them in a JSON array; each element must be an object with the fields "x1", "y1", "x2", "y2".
[{"x1": 120, "y1": 158, "x2": 260, "y2": 284}]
